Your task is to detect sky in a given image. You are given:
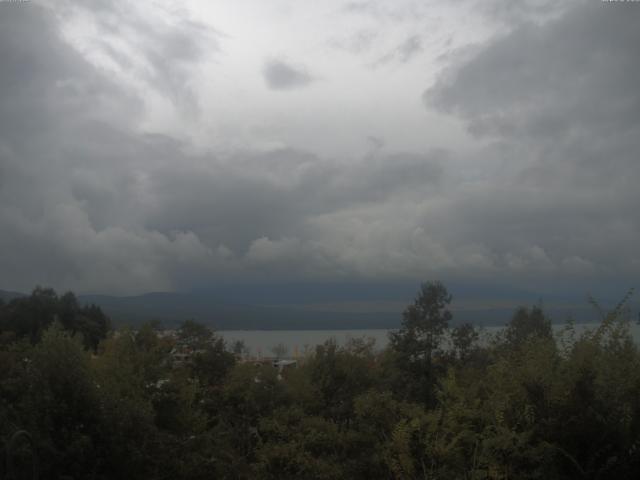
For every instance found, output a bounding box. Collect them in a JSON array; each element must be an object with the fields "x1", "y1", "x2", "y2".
[{"x1": 0, "y1": 0, "x2": 638, "y2": 299}]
